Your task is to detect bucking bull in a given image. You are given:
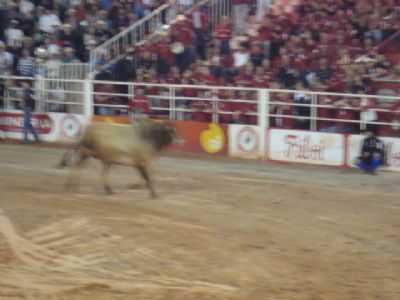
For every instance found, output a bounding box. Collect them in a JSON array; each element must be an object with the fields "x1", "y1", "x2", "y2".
[{"x1": 58, "y1": 119, "x2": 178, "y2": 198}]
